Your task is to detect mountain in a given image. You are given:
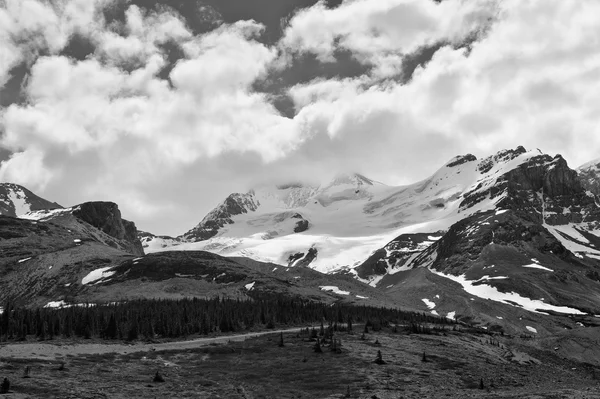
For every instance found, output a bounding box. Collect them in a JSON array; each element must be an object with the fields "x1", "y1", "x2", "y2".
[
  {"x1": 144, "y1": 147, "x2": 585, "y2": 272},
  {"x1": 21, "y1": 201, "x2": 144, "y2": 256},
  {"x1": 135, "y1": 147, "x2": 600, "y2": 337},
  {"x1": 0, "y1": 214, "x2": 388, "y2": 308},
  {"x1": 0, "y1": 183, "x2": 62, "y2": 217},
  {"x1": 343, "y1": 148, "x2": 600, "y2": 337},
  {"x1": 578, "y1": 157, "x2": 600, "y2": 196}
]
